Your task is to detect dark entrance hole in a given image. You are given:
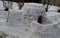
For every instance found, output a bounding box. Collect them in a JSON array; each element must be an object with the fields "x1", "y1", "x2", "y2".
[
  {"x1": 37, "y1": 16, "x2": 43, "y2": 24},
  {"x1": 58, "y1": 9, "x2": 60, "y2": 12},
  {"x1": 4, "y1": 8, "x2": 9, "y2": 11}
]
